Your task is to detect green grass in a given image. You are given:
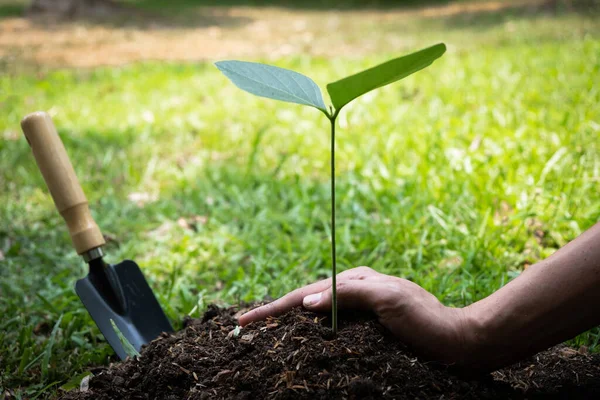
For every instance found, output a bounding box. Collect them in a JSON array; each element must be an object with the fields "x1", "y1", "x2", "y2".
[{"x1": 1, "y1": 2, "x2": 600, "y2": 398}]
